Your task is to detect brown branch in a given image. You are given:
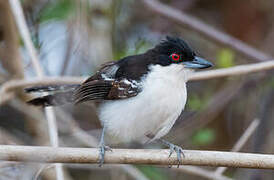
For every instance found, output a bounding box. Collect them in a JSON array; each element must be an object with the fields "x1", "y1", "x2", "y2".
[
  {"x1": 1, "y1": 145, "x2": 274, "y2": 169},
  {"x1": 142, "y1": 0, "x2": 272, "y2": 61}
]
